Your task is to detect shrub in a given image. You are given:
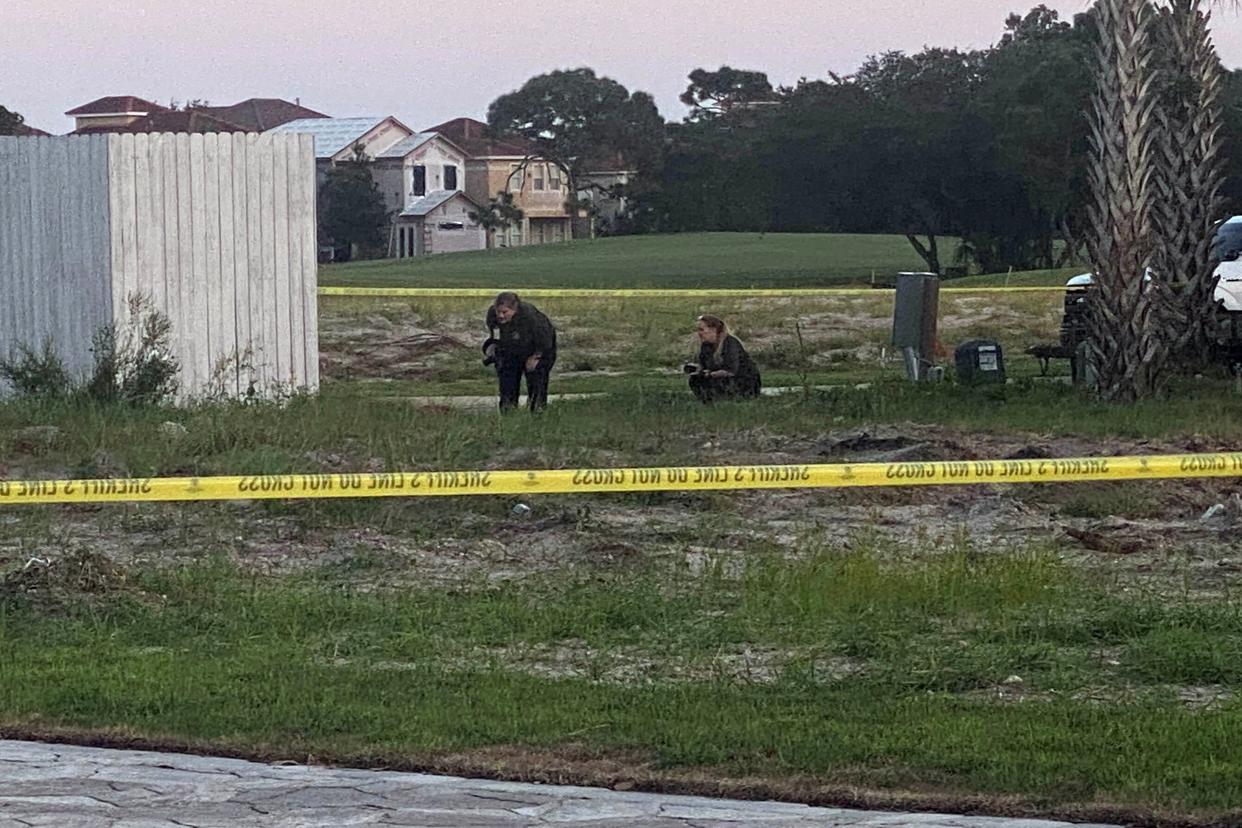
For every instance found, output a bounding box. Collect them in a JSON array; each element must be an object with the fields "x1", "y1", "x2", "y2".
[
  {"x1": 1, "y1": 295, "x2": 180, "y2": 405},
  {"x1": 86, "y1": 296, "x2": 180, "y2": 405},
  {"x1": 0, "y1": 340, "x2": 72, "y2": 397}
]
